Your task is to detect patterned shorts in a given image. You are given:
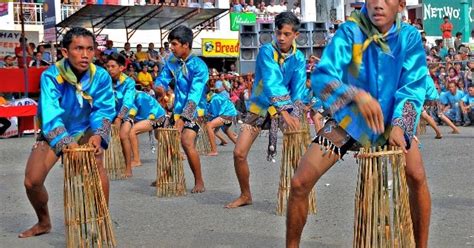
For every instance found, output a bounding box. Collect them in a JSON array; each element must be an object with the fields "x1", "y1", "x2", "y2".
[
  {"x1": 312, "y1": 119, "x2": 358, "y2": 158},
  {"x1": 242, "y1": 112, "x2": 272, "y2": 130}
]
